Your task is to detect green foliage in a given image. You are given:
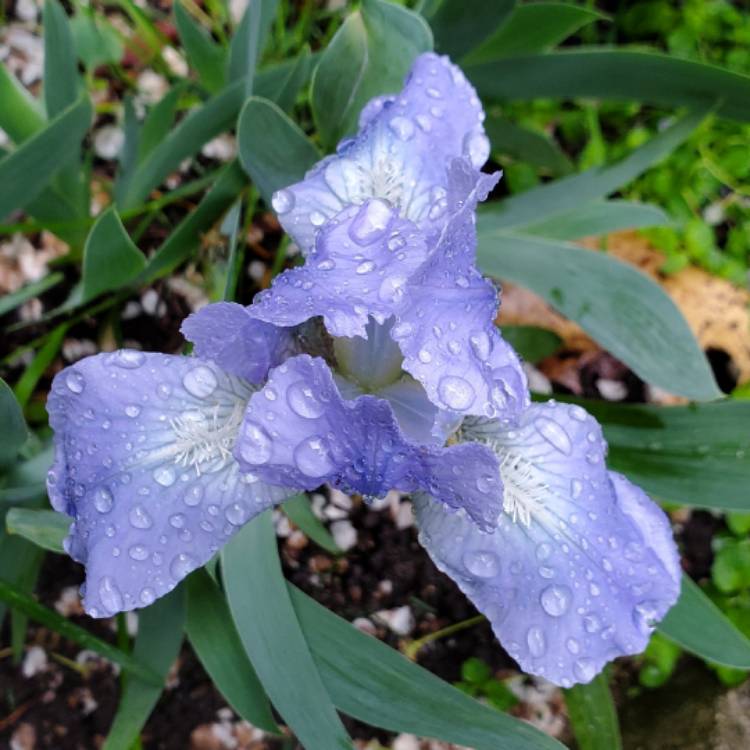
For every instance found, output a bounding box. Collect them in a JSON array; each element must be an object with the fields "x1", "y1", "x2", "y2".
[
  {"x1": 455, "y1": 657, "x2": 519, "y2": 712},
  {"x1": 564, "y1": 673, "x2": 622, "y2": 750}
]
